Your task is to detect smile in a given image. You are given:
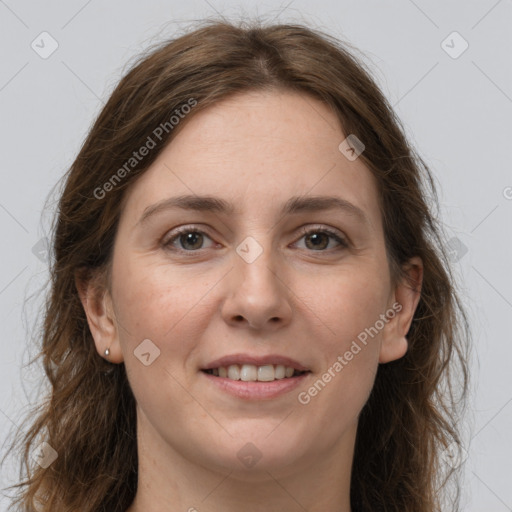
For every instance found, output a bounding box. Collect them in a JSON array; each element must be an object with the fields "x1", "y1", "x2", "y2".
[
  {"x1": 201, "y1": 367, "x2": 311, "y2": 400},
  {"x1": 202, "y1": 363, "x2": 309, "y2": 382}
]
